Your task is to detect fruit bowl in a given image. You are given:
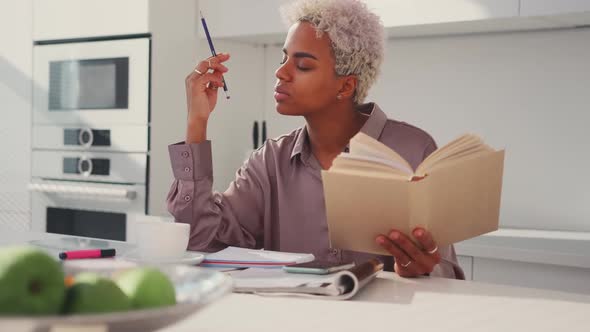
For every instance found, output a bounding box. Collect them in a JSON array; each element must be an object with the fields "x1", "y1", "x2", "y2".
[{"x1": 0, "y1": 265, "x2": 233, "y2": 332}]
